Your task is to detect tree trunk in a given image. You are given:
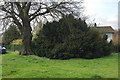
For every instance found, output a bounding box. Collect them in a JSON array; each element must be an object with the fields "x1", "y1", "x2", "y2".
[{"x1": 20, "y1": 20, "x2": 33, "y2": 55}]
